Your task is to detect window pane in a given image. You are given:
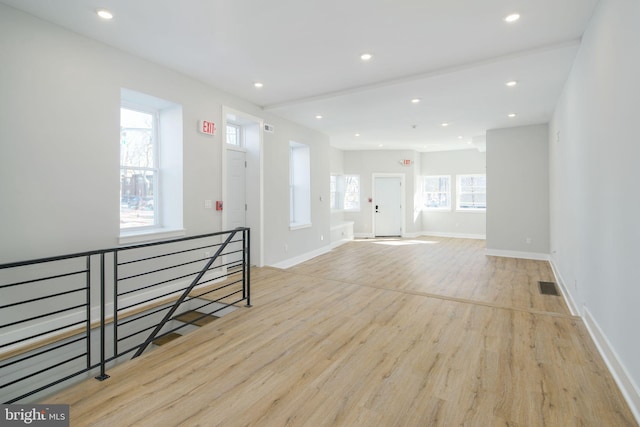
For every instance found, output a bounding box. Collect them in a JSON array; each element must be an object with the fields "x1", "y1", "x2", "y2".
[
  {"x1": 226, "y1": 124, "x2": 240, "y2": 146},
  {"x1": 423, "y1": 176, "x2": 451, "y2": 209},
  {"x1": 120, "y1": 169, "x2": 156, "y2": 228},
  {"x1": 457, "y1": 174, "x2": 486, "y2": 210},
  {"x1": 120, "y1": 108, "x2": 154, "y2": 168},
  {"x1": 344, "y1": 175, "x2": 360, "y2": 211}
]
